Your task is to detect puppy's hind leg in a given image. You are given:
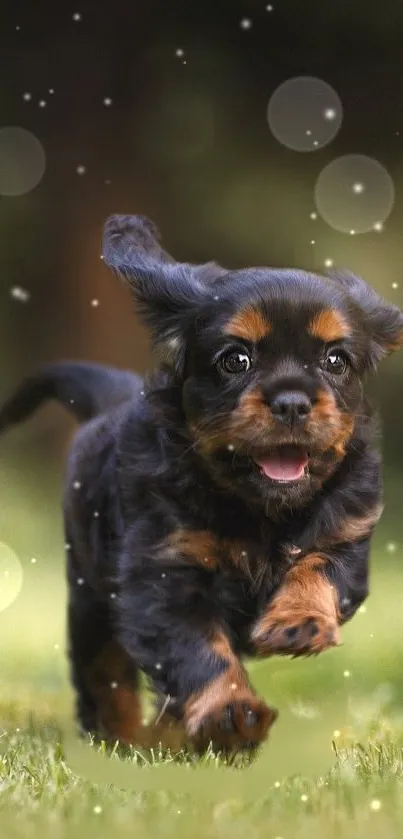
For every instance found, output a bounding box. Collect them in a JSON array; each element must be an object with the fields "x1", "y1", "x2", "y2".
[{"x1": 66, "y1": 545, "x2": 142, "y2": 746}]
